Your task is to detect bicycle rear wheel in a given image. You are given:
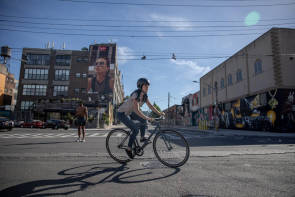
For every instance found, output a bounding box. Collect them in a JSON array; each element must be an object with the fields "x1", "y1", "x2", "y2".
[
  {"x1": 153, "y1": 130, "x2": 190, "y2": 168},
  {"x1": 106, "y1": 129, "x2": 132, "y2": 163}
]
